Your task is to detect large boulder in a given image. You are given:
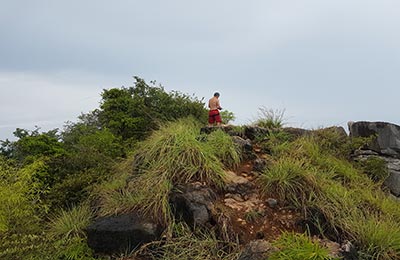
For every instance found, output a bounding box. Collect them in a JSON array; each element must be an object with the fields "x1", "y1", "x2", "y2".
[
  {"x1": 383, "y1": 157, "x2": 400, "y2": 196},
  {"x1": 86, "y1": 213, "x2": 162, "y2": 254},
  {"x1": 348, "y1": 121, "x2": 400, "y2": 157},
  {"x1": 170, "y1": 182, "x2": 217, "y2": 227},
  {"x1": 349, "y1": 121, "x2": 400, "y2": 196},
  {"x1": 244, "y1": 126, "x2": 269, "y2": 141}
]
